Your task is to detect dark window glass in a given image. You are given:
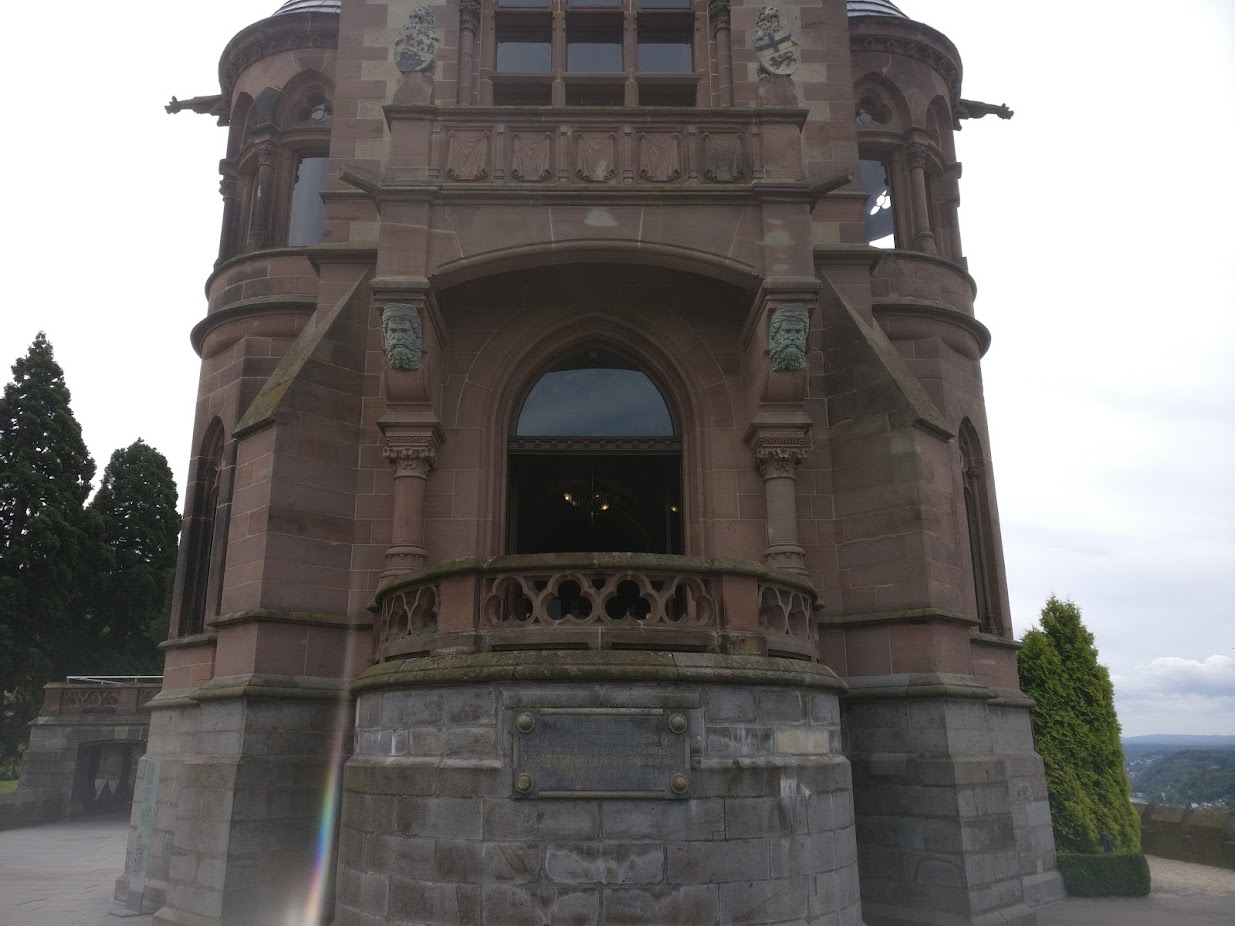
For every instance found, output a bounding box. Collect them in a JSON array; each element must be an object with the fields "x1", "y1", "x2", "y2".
[
  {"x1": 517, "y1": 355, "x2": 674, "y2": 436},
  {"x1": 497, "y1": 17, "x2": 553, "y2": 72},
  {"x1": 568, "y1": 15, "x2": 623, "y2": 71},
  {"x1": 859, "y1": 158, "x2": 895, "y2": 248},
  {"x1": 637, "y1": 21, "x2": 692, "y2": 72},
  {"x1": 569, "y1": 0, "x2": 621, "y2": 6},
  {"x1": 287, "y1": 155, "x2": 328, "y2": 247},
  {"x1": 498, "y1": 0, "x2": 551, "y2": 6},
  {"x1": 637, "y1": 0, "x2": 691, "y2": 7}
]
